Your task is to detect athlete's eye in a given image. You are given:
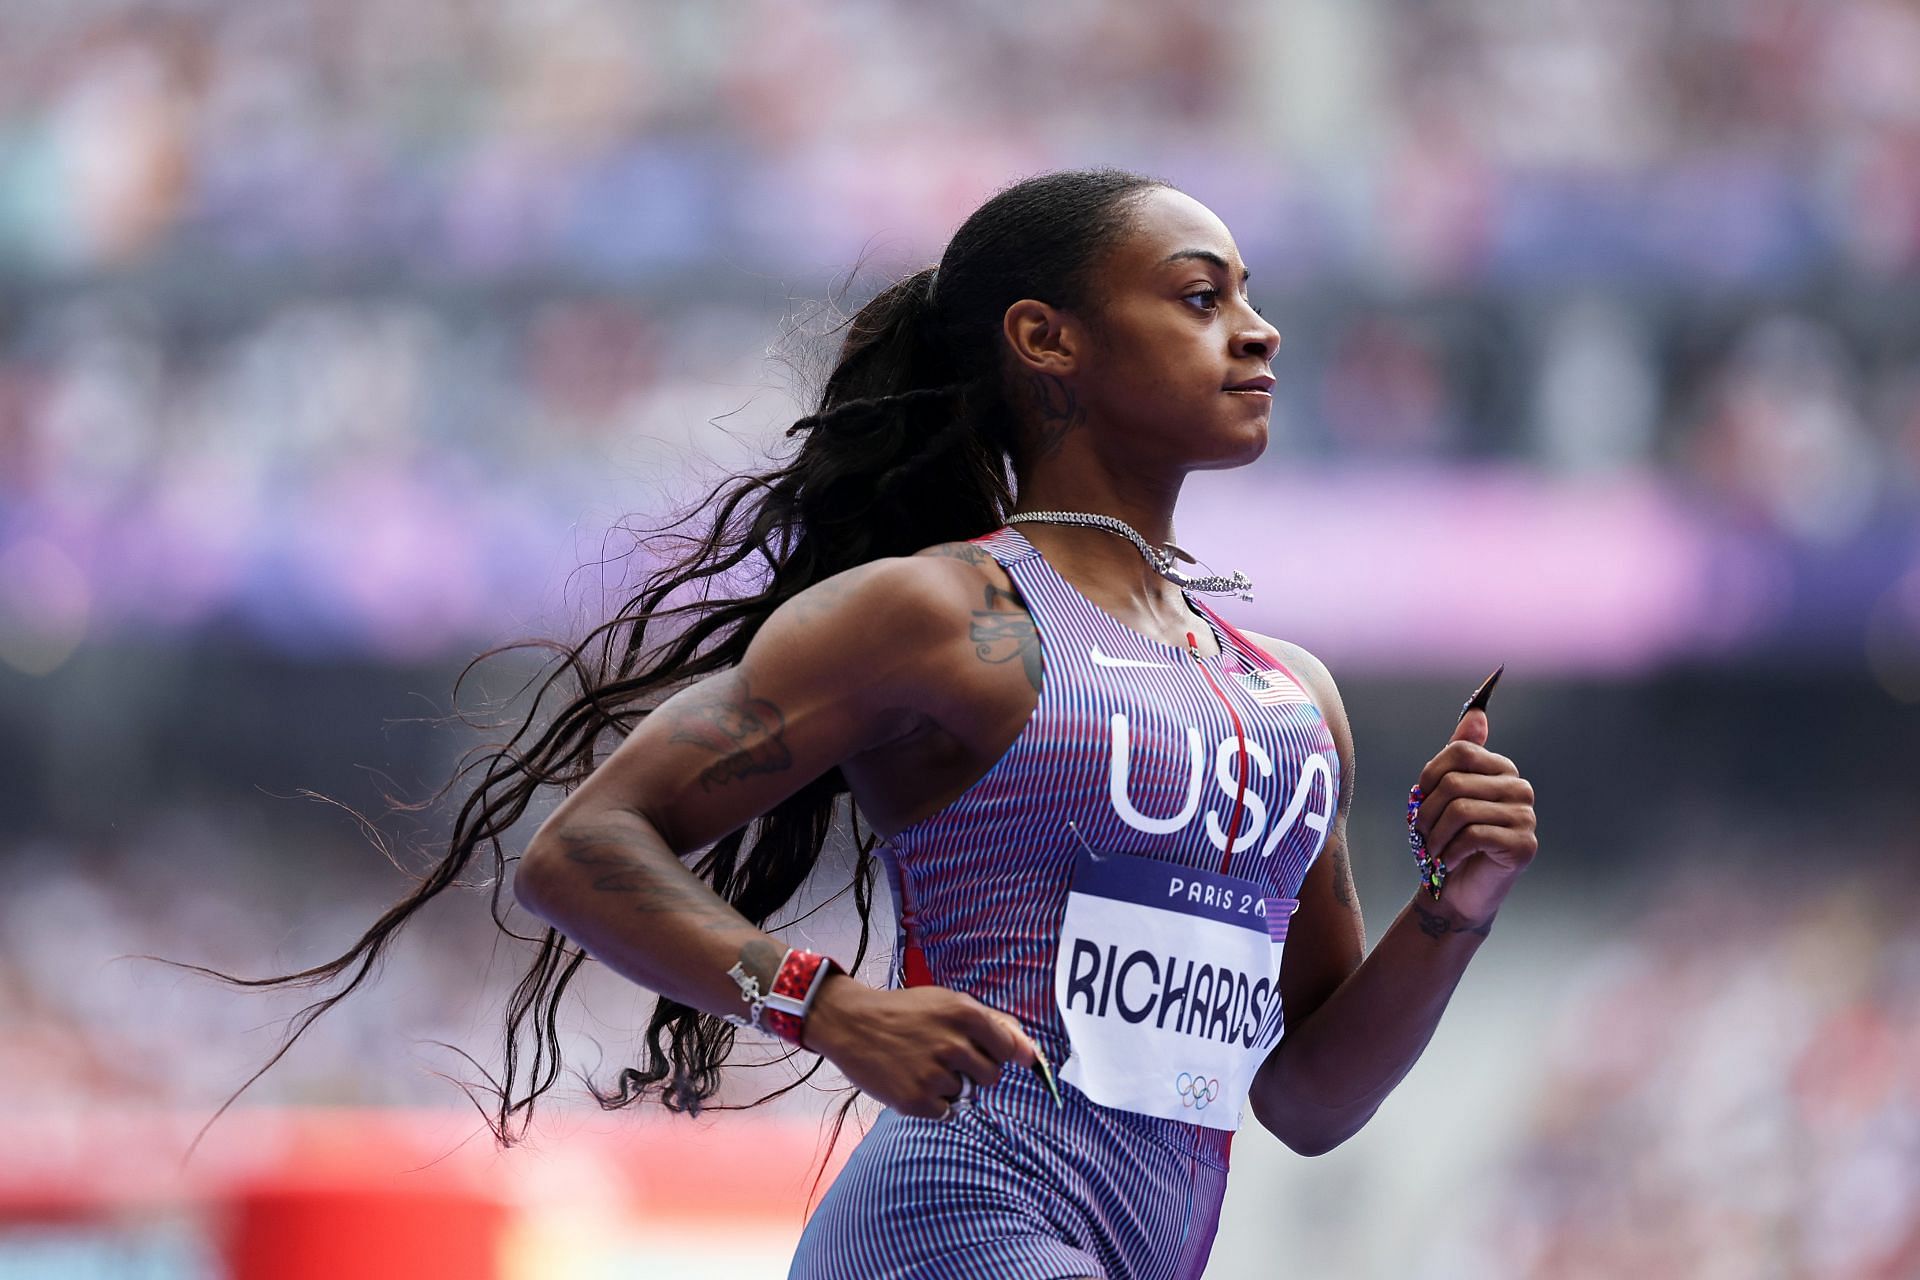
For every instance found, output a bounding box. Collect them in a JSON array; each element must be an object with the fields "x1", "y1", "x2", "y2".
[{"x1": 1185, "y1": 288, "x2": 1265, "y2": 318}]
